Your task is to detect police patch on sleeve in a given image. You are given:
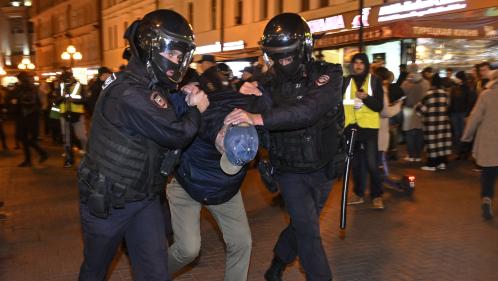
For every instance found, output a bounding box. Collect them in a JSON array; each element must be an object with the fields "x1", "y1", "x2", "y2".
[
  {"x1": 315, "y1": 74, "x2": 330, "y2": 86},
  {"x1": 150, "y1": 92, "x2": 168, "y2": 109}
]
